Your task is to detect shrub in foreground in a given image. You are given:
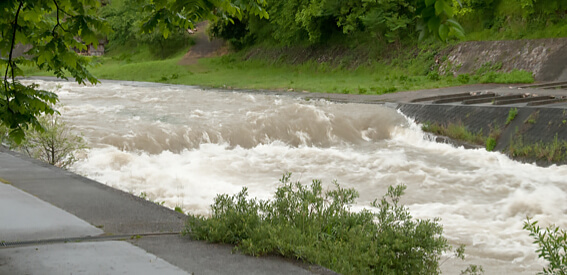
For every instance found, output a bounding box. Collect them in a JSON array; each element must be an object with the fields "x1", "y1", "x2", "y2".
[
  {"x1": 524, "y1": 218, "x2": 567, "y2": 275},
  {"x1": 184, "y1": 174, "x2": 454, "y2": 274}
]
